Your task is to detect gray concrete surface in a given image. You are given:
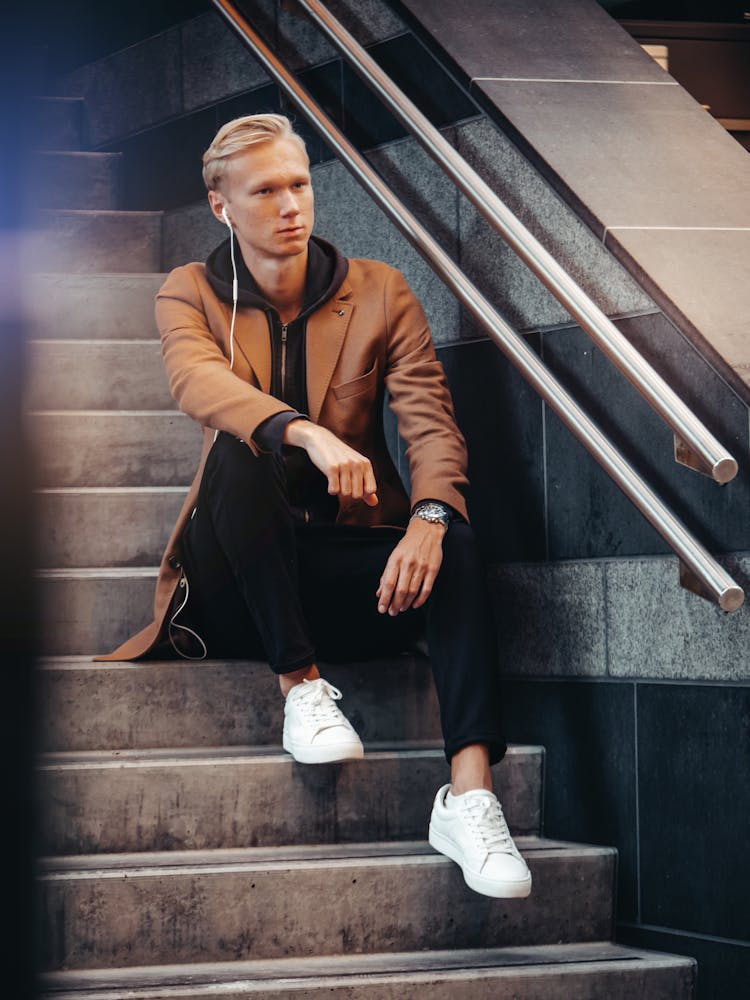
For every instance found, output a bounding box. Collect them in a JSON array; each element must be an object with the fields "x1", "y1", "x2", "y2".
[{"x1": 37, "y1": 841, "x2": 615, "y2": 969}]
